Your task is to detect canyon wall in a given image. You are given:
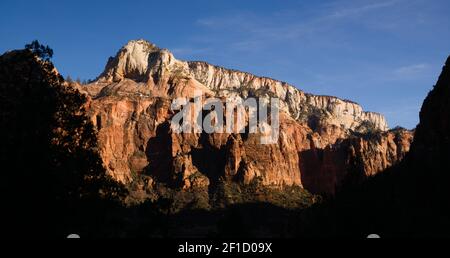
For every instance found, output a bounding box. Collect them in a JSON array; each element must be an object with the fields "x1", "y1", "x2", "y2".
[{"x1": 80, "y1": 39, "x2": 411, "y2": 195}]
